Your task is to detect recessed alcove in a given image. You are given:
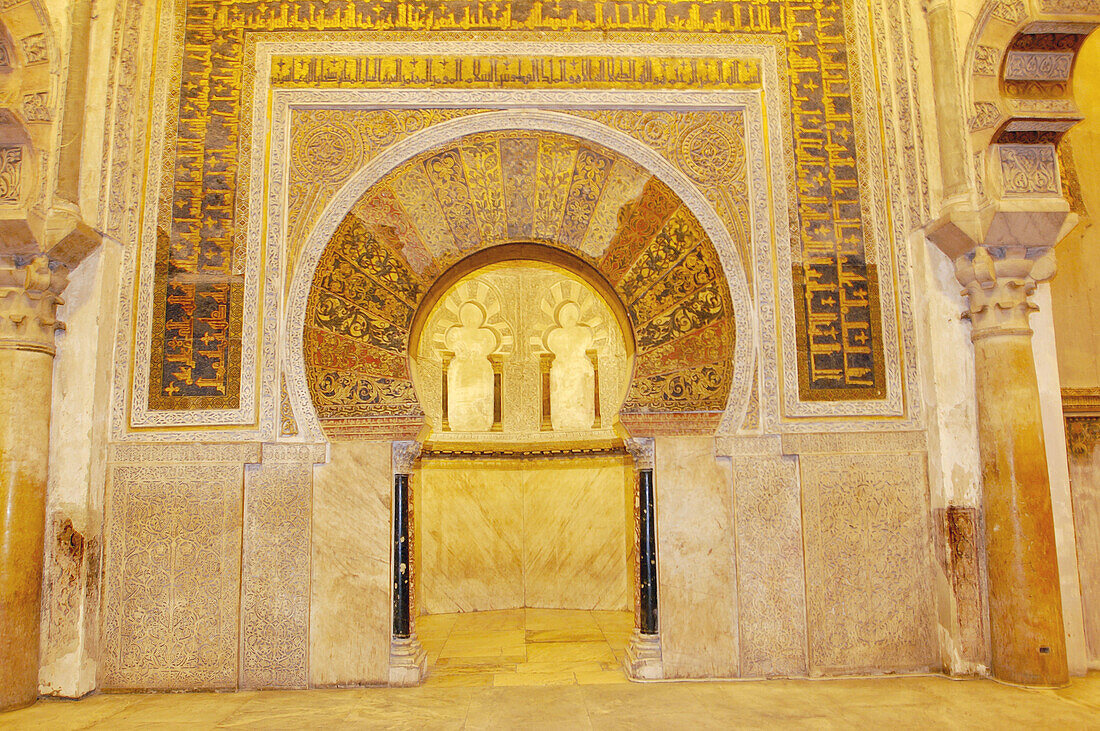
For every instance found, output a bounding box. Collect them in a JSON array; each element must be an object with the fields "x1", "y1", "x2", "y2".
[{"x1": 407, "y1": 256, "x2": 636, "y2": 682}]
